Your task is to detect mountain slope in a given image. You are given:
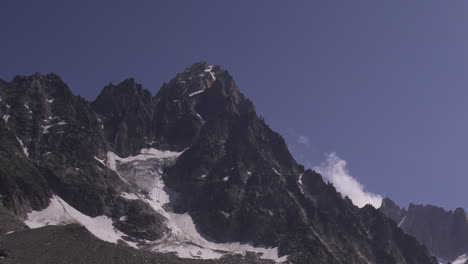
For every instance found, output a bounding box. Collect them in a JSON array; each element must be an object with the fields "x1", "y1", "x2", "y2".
[
  {"x1": 0, "y1": 63, "x2": 437, "y2": 264},
  {"x1": 0, "y1": 224, "x2": 275, "y2": 264}
]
